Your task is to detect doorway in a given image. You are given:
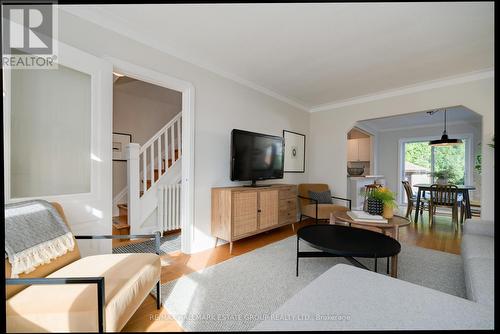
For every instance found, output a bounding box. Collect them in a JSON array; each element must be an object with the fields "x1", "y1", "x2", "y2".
[
  {"x1": 109, "y1": 58, "x2": 195, "y2": 254},
  {"x1": 111, "y1": 74, "x2": 183, "y2": 250}
]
